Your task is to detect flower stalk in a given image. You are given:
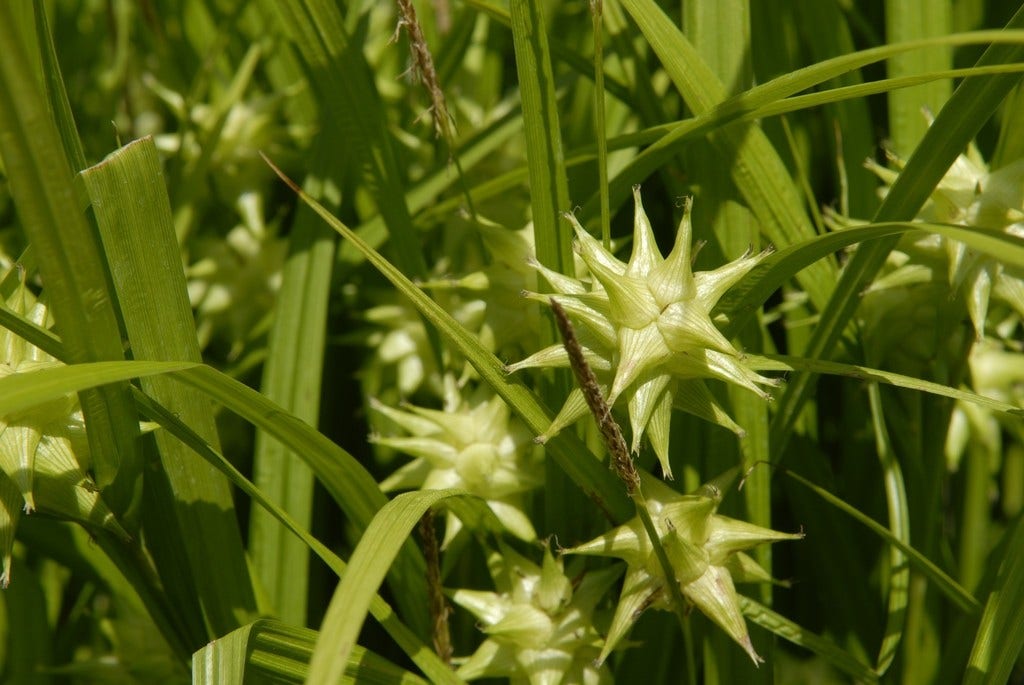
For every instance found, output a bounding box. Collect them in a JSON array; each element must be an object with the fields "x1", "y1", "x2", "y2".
[{"x1": 550, "y1": 295, "x2": 694, "y2": 653}]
